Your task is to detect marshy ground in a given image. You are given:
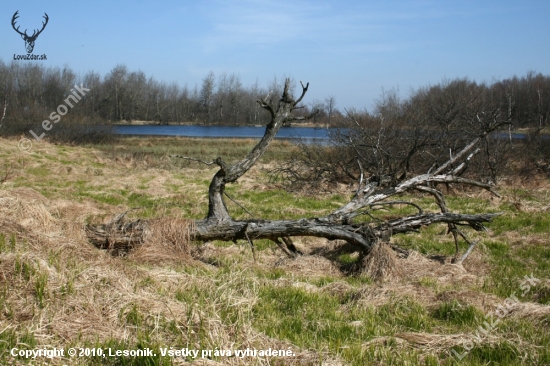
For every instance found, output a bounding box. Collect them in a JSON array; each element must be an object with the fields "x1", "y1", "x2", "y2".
[{"x1": 0, "y1": 136, "x2": 549, "y2": 365}]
